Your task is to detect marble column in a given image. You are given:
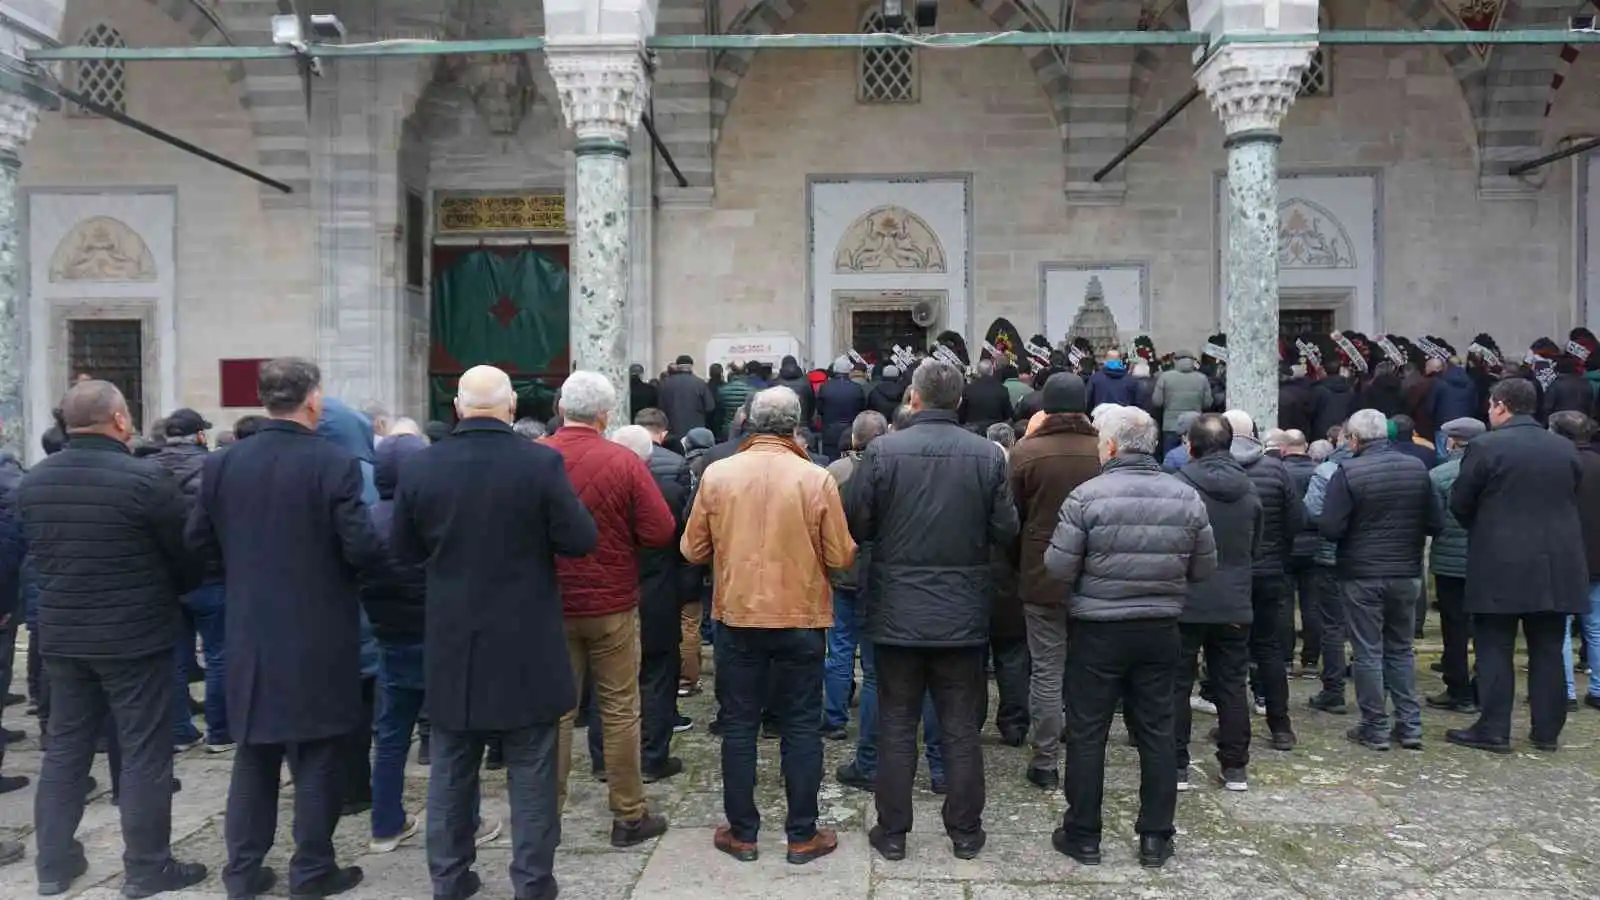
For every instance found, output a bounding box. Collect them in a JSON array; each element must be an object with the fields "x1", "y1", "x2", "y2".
[
  {"x1": 1196, "y1": 43, "x2": 1313, "y2": 432},
  {"x1": 0, "y1": 85, "x2": 49, "y2": 457},
  {"x1": 547, "y1": 40, "x2": 650, "y2": 428}
]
